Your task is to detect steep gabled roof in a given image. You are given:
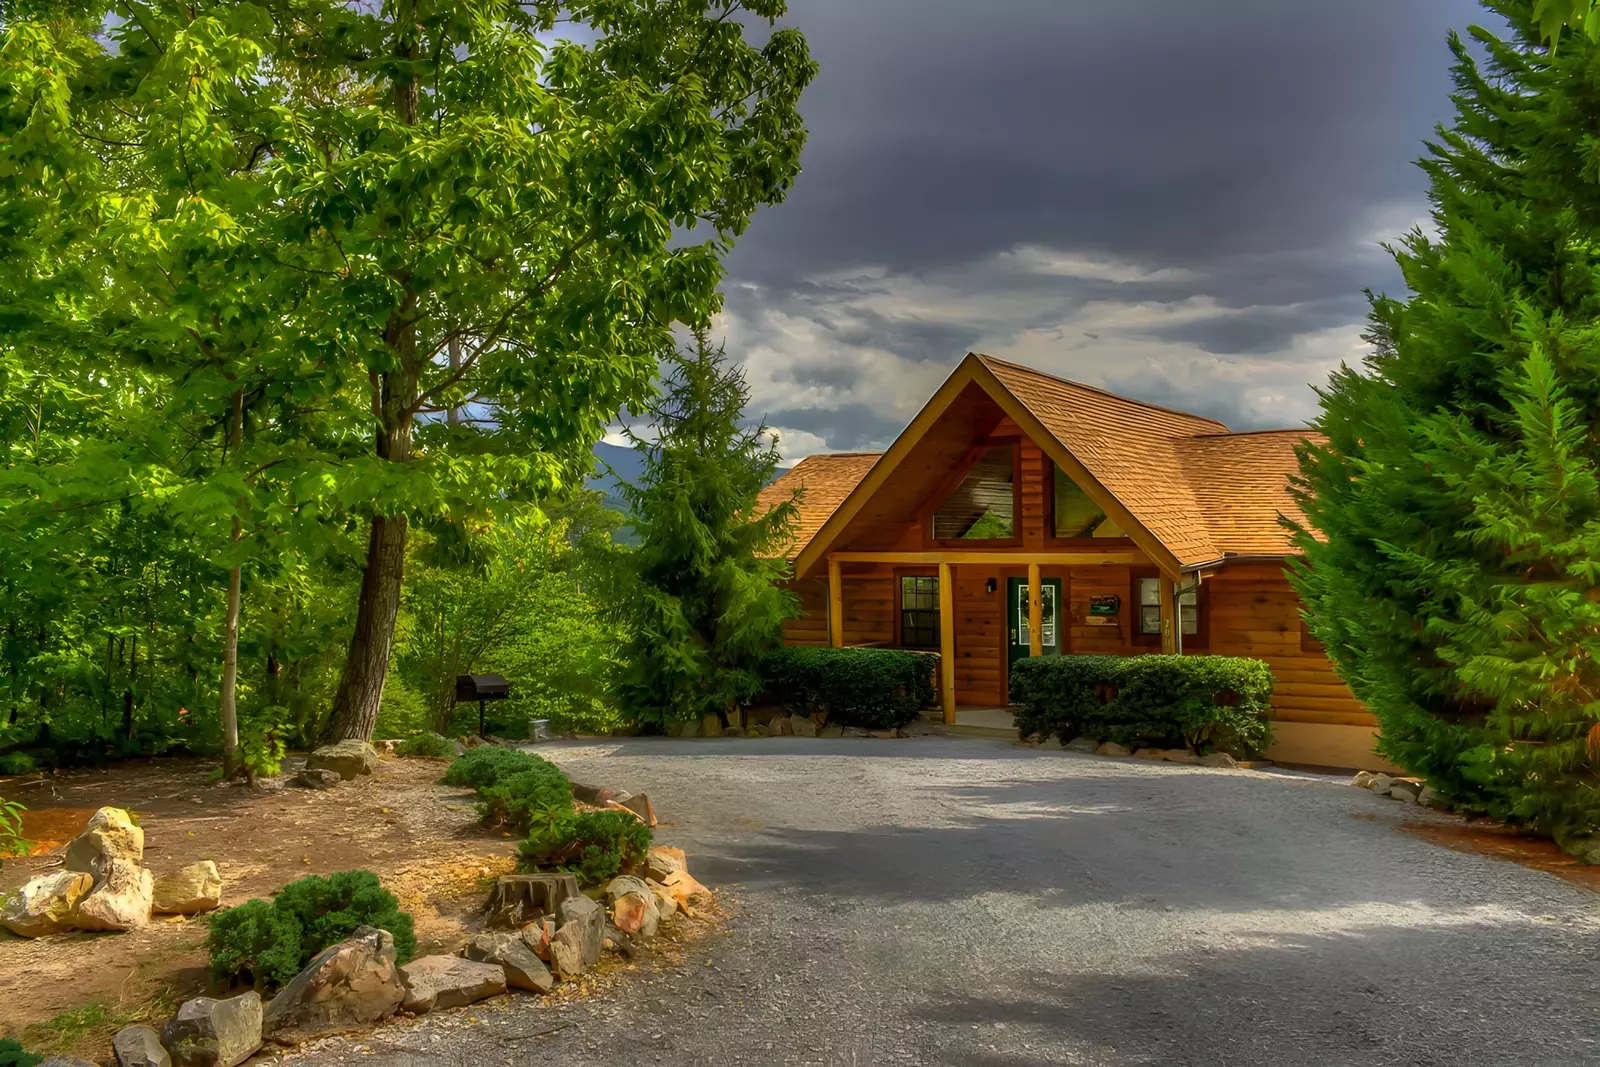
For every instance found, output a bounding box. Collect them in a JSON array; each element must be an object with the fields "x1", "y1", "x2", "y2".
[
  {"x1": 783, "y1": 353, "x2": 1317, "y2": 574},
  {"x1": 757, "y1": 452, "x2": 882, "y2": 561}
]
